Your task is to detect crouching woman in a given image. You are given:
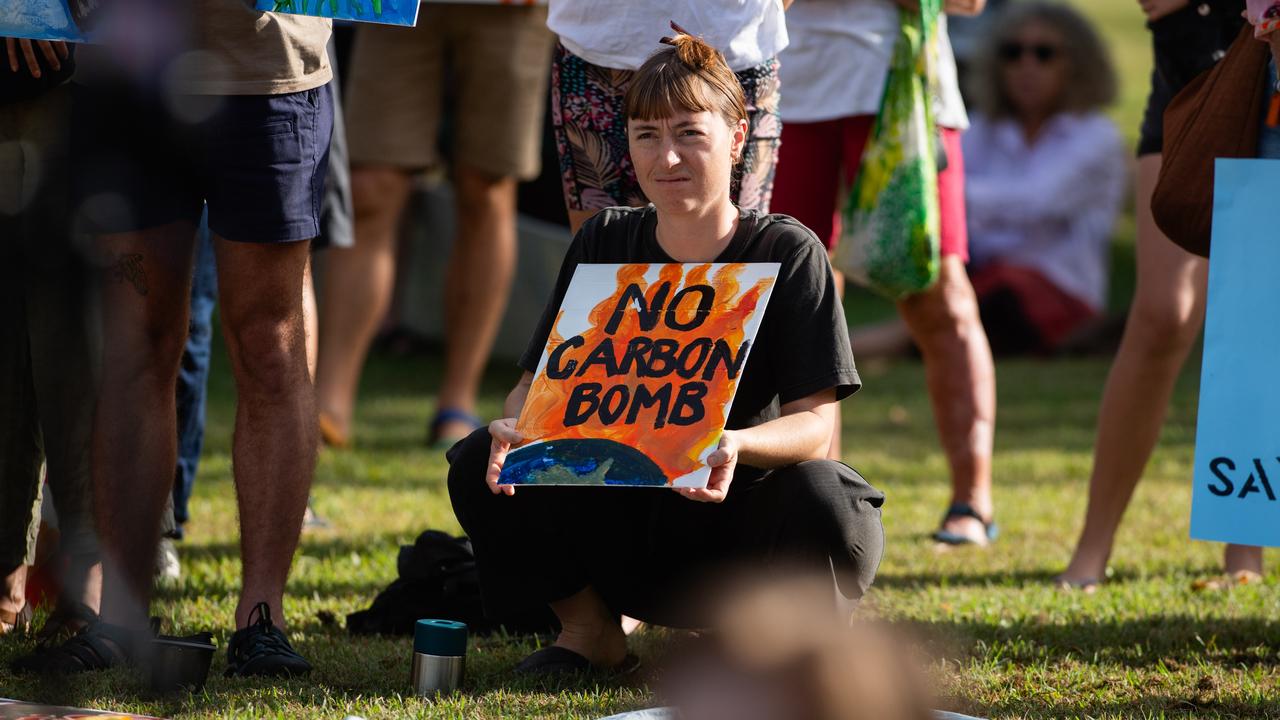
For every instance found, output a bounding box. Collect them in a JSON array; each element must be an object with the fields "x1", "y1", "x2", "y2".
[{"x1": 447, "y1": 29, "x2": 884, "y2": 675}]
